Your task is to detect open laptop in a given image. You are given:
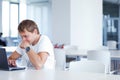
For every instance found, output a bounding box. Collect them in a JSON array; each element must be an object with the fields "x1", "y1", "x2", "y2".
[{"x1": 0, "y1": 48, "x2": 26, "y2": 71}]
